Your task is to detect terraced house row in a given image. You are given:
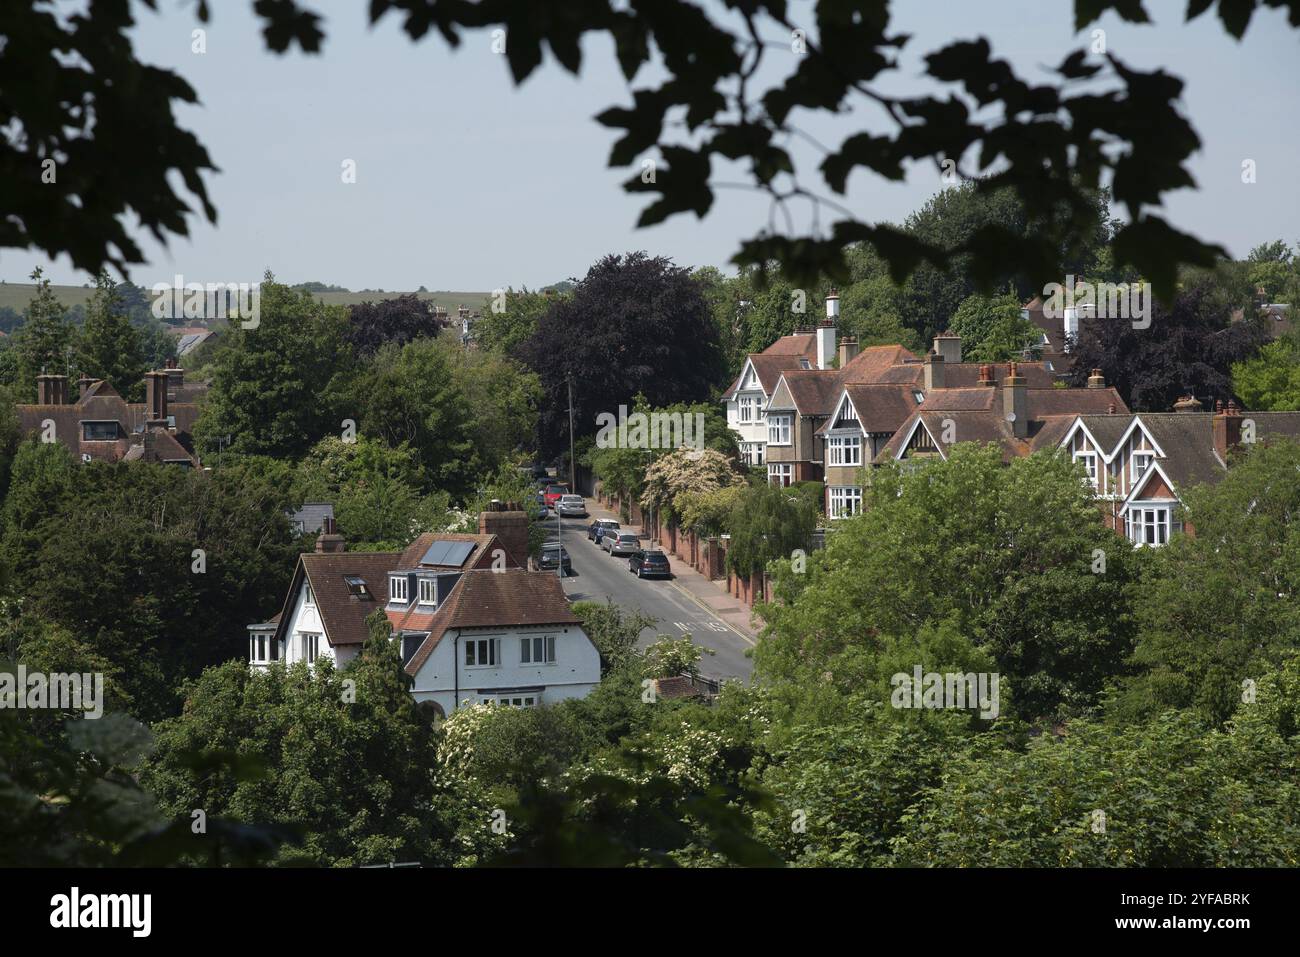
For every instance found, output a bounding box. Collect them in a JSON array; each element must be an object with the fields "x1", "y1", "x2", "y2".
[{"x1": 723, "y1": 293, "x2": 1300, "y2": 545}]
